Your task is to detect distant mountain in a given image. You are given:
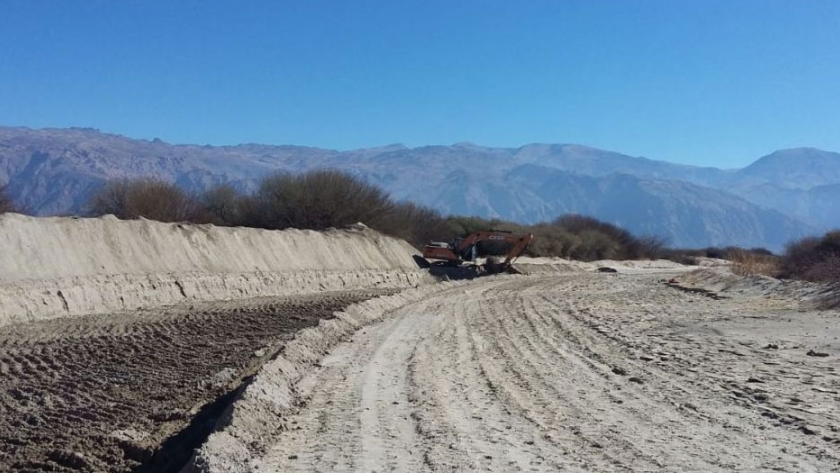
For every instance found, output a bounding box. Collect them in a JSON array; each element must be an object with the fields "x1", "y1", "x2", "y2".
[
  {"x1": 0, "y1": 126, "x2": 834, "y2": 250},
  {"x1": 715, "y1": 148, "x2": 840, "y2": 228},
  {"x1": 732, "y1": 148, "x2": 840, "y2": 190},
  {"x1": 417, "y1": 164, "x2": 809, "y2": 249},
  {"x1": 510, "y1": 144, "x2": 732, "y2": 186},
  {"x1": 0, "y1": 126, "x2": 337, "y2": 214},
  {"x1": 734, "y1": 182, "x2": 840, "y2": 230}
]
